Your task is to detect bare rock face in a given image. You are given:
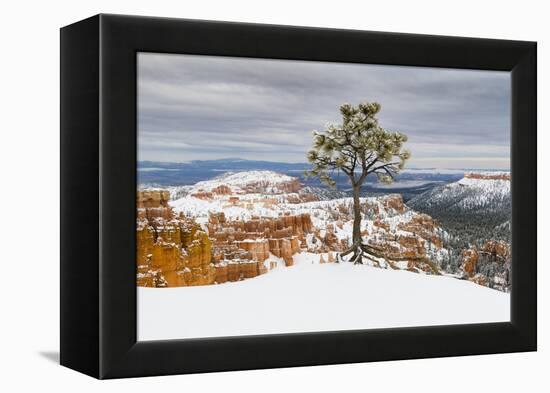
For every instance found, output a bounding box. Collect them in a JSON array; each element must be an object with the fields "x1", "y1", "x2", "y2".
[
  {"x1": 190, "y1": 184, "x2": 232, "y2": 200},
  {"x1": 470, "y1": 273, "x2": 488, "y2": 286},
  {"x1": 365, "y1": 237, "x2": 434, "y2": 271},
  {"x1": 214, "y1": 264, "x2": 228, "y2": 283},
  {"x1": 137, "y1": 189, "x2": 171, "y2": 208},
  {"x1": 405, "y1": 259, "x2": 438, "y2": 274},
  {"x1": 464, "y1": 172, "x2": 511, "y2": 181},
  {"x1": 381, "y1": 194, "x2": 406, "y2": 213},
  {"x1": 284, "y1": 192, "x2": 319, "y2": 204},
  {"x1": 397, "y1": 214, "x2": 442, "y2": 249},
  {"x1": 237, "y1": 178, "x2": 301, "y2": 194},
  {"x1": 211, "y1": 185, "x2": 232, "y2": 195},
  {"x1": 480, "y1": 240, "x2": 510, "y2": 261},
  {"x1": 213, "y1": 260, "x2": 268, "y2": 282},
  {"x1": 461, "y1": 247, "x2": 478, "y2": 276},
  {"x1": 192, "y1": 173, "x2": 302, "y2": 196},
  {"x1": 460, "y1": 240, "x2": 511, "y2": 291},
  {"x1": 208, "y1": 212, "x2": 312, "y2": 269},
  {"x1": 310, "y1": 225, "x2": 349, "y2": 254},
  {"x1": 373, "y1": 219, "x2": 390, "y2": 232},
  {"x1": 136, "y1": 191, "x2": 214, "y2": 287},
  {"x1": 361, "y1": 195, "x2": 405, "y2": 216},
  {"x1": 235, "y1": 239, "x2": 270, "y2": 262}
]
